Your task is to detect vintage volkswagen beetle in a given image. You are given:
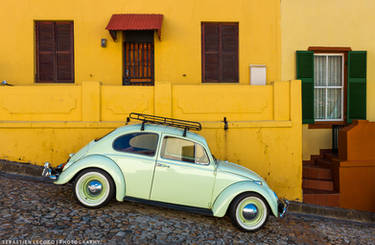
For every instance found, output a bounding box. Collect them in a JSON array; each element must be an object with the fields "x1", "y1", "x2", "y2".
[{"x1": 42, "y1": 113, "x2": 288, "y2": 231}]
